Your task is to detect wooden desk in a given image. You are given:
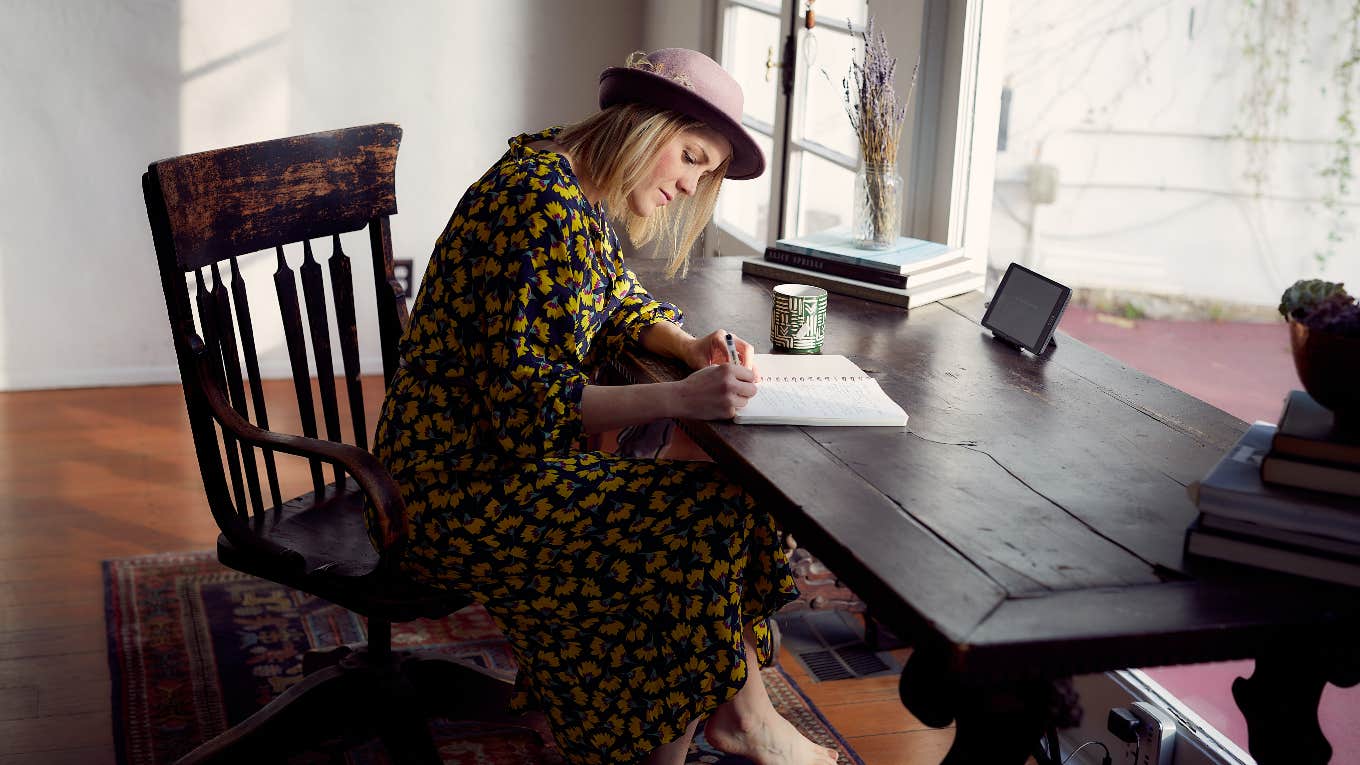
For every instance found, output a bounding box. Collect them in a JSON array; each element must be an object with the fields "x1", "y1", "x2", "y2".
[{"x1": 618, "y1": 257, "x2": 1359, "y2": 765}]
